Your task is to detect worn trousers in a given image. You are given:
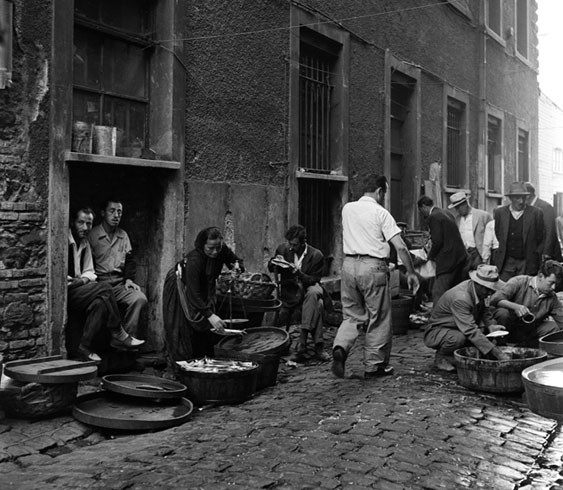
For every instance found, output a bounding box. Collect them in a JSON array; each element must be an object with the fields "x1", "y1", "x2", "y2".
[
  {"x1": 333, "y1": 256, "x2": 391, "y2": 371},
  {"x1": 97, "y1": 276, "x2": 148, "y2": 336},
  {"x1": 424, "y1": 326, "x2": 468, "y2": 355},
  {"x1": 493, "y1": 307, "x2": 559, "y2": 346},
  {"x1": 67, "y1": 281, "x2": 122, "y2": 349}
]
